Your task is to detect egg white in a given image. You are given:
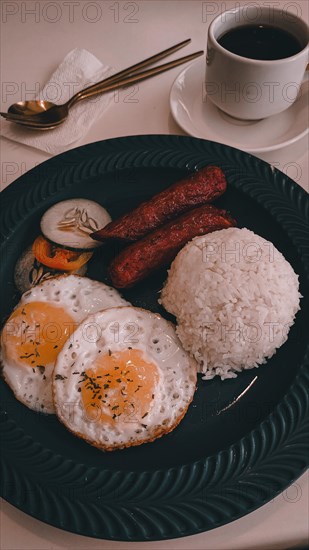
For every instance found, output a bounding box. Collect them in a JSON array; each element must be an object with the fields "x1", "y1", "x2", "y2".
[
  {"x1": 53, "y1": 306, "x2": 197, "y2": 450},
  {"x1": 0, "y1": 275, "x2": 129, "y2": 414}
]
